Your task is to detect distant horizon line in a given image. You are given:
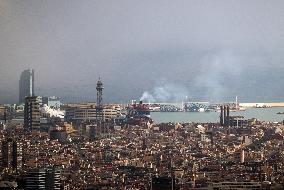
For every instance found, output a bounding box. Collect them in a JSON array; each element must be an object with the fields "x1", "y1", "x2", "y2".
[{"x1": 2, "y1": 100, "x2": 284, "y2": 106}]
